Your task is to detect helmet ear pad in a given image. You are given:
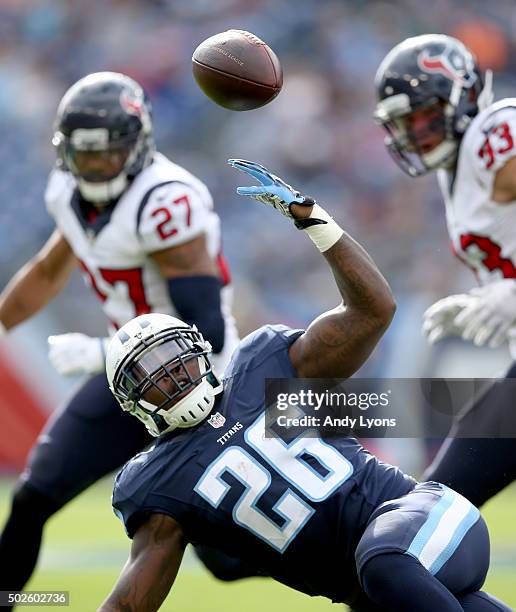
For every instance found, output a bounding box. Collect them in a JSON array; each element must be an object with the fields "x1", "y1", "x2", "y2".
[{"x1": 52, "y1": 71, "x2": 155, "y2": 203}]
